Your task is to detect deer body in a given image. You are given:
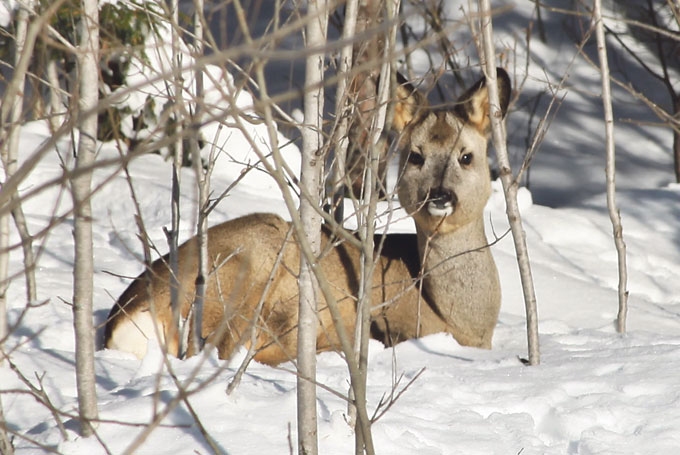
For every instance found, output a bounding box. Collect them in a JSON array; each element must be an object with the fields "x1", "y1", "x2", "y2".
[{"x1": 105, "y1": 69, "x2": 511, "y2": 365}]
